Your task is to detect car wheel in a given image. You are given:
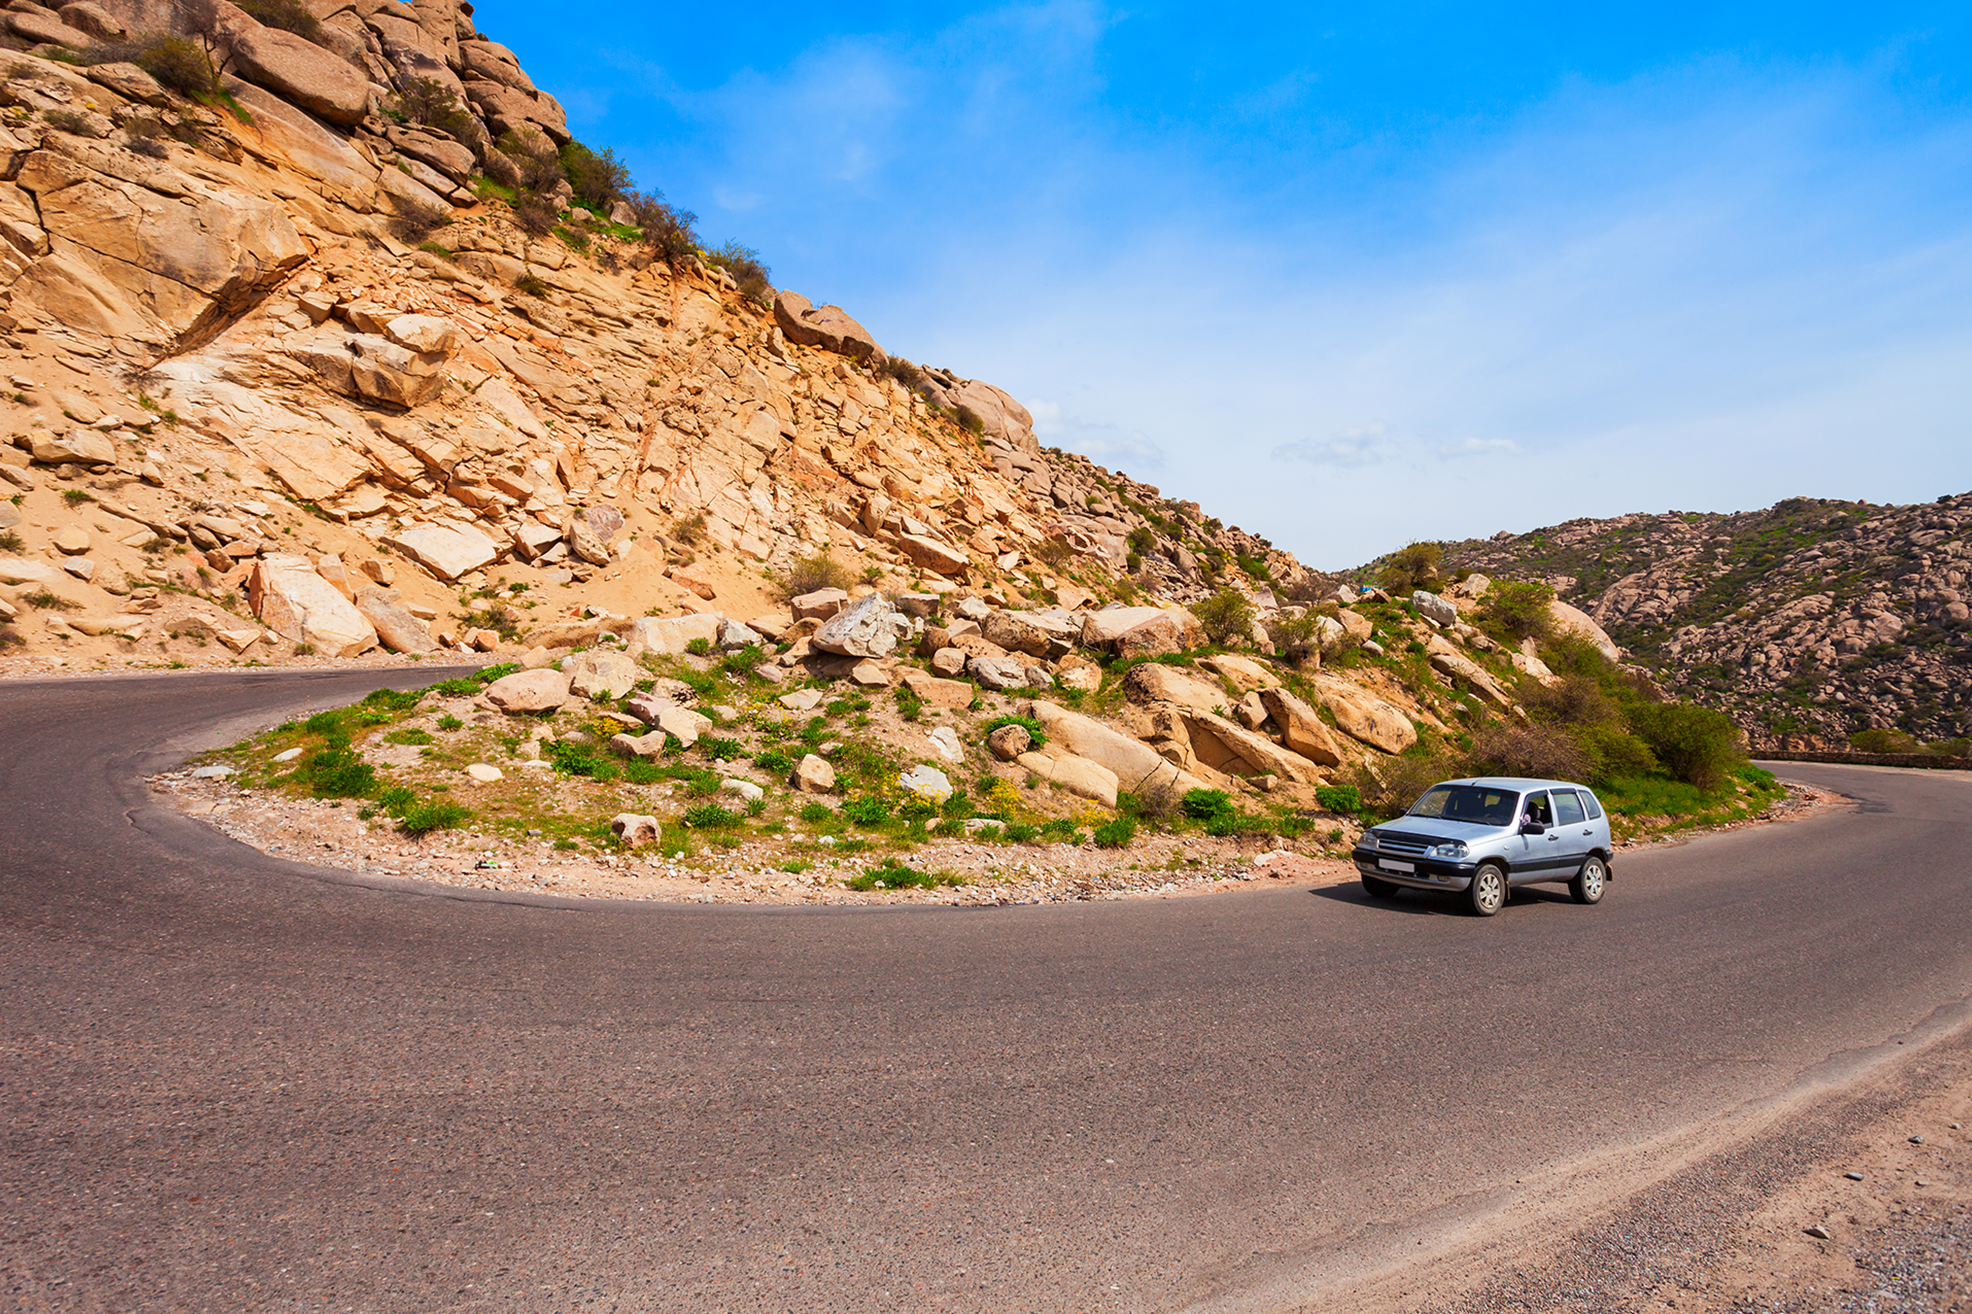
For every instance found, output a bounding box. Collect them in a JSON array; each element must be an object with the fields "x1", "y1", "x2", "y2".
[
  {"x1": 1361, "y1": 873, "x2": 1400, "y2": 899},
  {"x1": 1570, "y1": 855, "x2": 1607, "y2": 905},
  {"x1": 1466, "y1": 862, "x2": 1506, "y2": 917}
]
